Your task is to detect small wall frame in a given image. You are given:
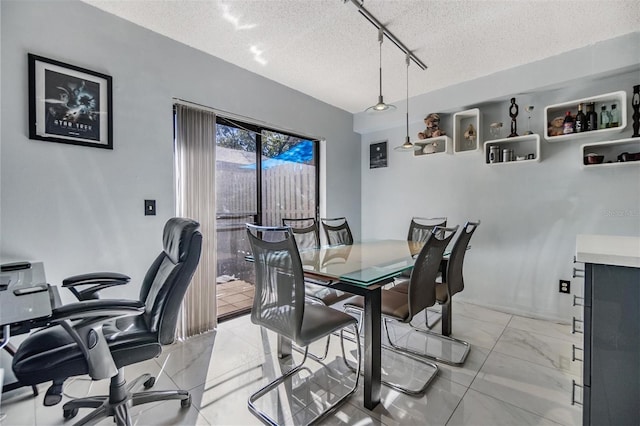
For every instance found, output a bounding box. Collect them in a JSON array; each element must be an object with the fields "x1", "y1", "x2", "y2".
[{"x1": 369, "y1": 141, "x2": 388, "y2": 168}]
